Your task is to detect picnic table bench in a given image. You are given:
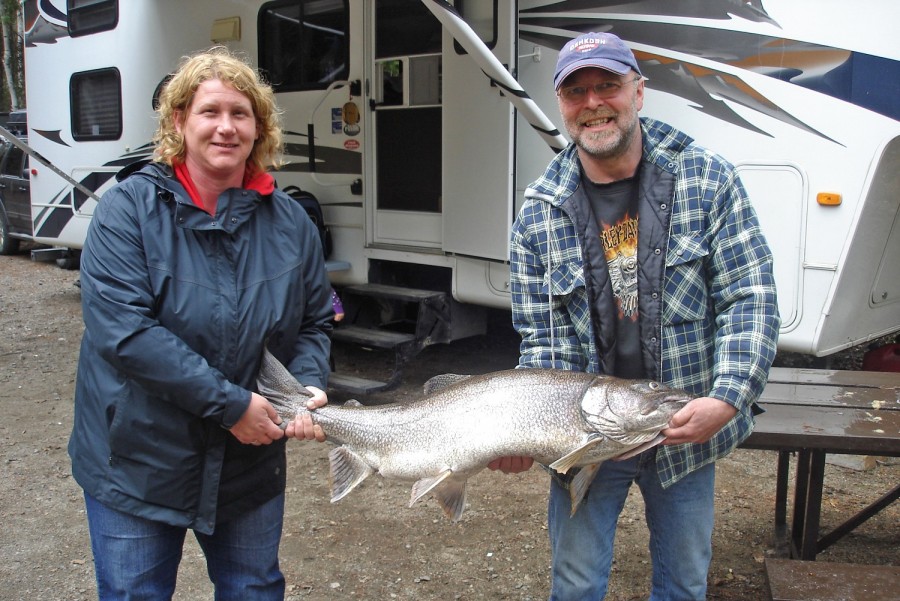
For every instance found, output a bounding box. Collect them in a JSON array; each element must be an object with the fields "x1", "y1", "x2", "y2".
[
  {"x1": 764, "y1": 558, "x2": 900, "y2": 601},
  {"x1": 740, "y1": 367, "x2": 900, "y2": 599}
]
